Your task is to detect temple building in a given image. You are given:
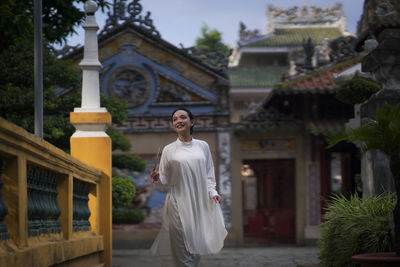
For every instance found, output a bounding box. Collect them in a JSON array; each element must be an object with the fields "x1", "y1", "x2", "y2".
[
  {"x1": 60, "y1": 0, "x2": 364, "y2": 247},
  {"x1": 228, "y1": 3, "x2": 362, "y2": 245},
  {"x1": 229, "y1": 3, "x2": 352, "y2": 122}
]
